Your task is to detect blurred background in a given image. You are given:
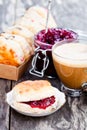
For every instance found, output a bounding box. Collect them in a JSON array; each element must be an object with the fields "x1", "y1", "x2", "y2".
[{"x1": 0, "y1": 0, "x2": 87, "y2": 32}]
